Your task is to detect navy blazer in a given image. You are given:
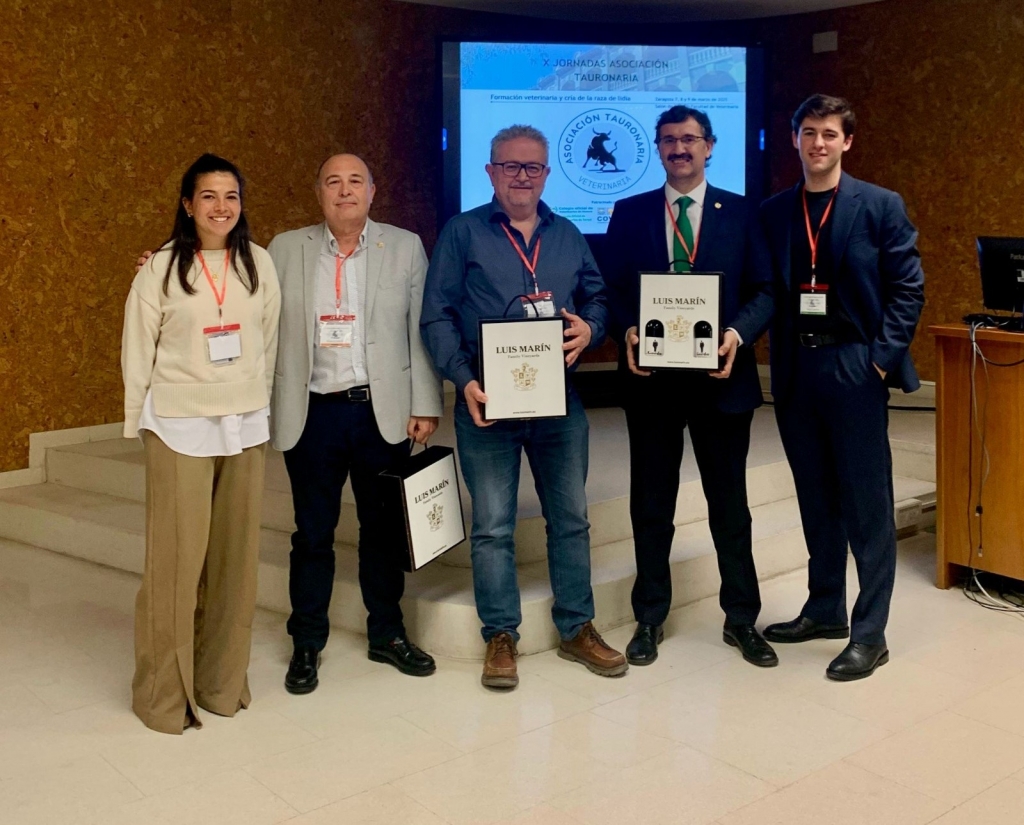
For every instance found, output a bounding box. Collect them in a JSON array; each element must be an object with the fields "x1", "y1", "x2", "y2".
[
  {"x1": 603, "y1": 184, "x2": 773, "y2": 414},
  {"x1": 759, "y1": 172, "x2": 925, "y2": 398}
]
